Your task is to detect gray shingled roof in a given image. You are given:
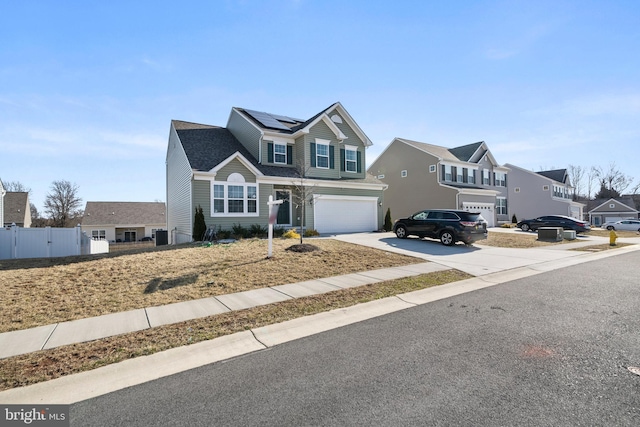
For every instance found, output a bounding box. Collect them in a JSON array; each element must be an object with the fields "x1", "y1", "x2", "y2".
[
  {"x1": 172, "y1": 119, "x2": 382, "y2": 185},
  {"x1": 82, "y1": 202, "x2": 166, "y2": 226},
  {"x1": 537, "y1": 169, "x2": 568, "y2": 183},
  {"x1": 448, "y1": 141, "x2": 483, "y2": 162},
  {"x1": 3, "y1": 192, "x2": 29, "y2": 225}
]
